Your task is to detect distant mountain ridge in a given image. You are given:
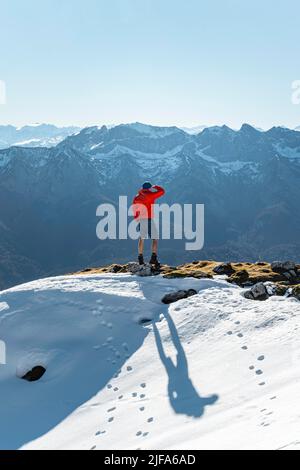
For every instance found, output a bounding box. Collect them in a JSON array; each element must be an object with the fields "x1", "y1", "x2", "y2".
[
  {"x1": 0, "y1": 122, "x2": 300, "y2": 290},
  {"x1": 0, "y1": 124, "x2": 80, "y2": 149}
]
